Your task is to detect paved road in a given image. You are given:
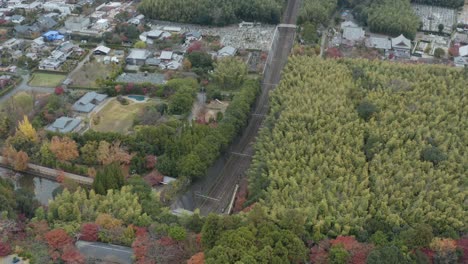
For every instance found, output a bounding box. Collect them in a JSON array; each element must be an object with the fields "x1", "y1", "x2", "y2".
[
  {"x1": 76, "y1": 240, "x2": 133, "y2": 264},
  {"x1": 189, "y1": 0, "x2": 301, "y2": 215}
]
